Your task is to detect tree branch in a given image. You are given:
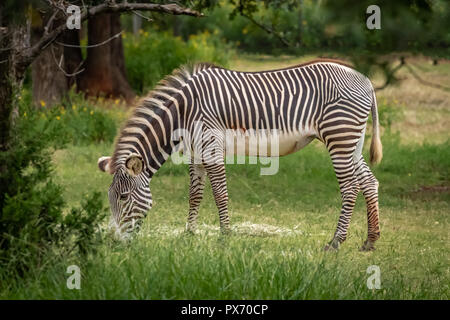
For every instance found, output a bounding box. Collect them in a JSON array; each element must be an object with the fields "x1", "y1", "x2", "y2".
[
  {"x1": 15, "y1": 2, "x2": 203, "y2": 74},
  {"x1": 55, "y1": 30, "x2": 123, "y2": 48},
  {"x1": 239, "y1": 12, "x2": 291, "y2": 47},
  {"x1": 374, "y1": 59, "x2": 405, "y2": 91},
  {"x1": 404, "y1": 63, "x2": 450, "y2": 92},
  {"x1": 50, "y1": 44, "x2": 85, "y2": 77}
]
